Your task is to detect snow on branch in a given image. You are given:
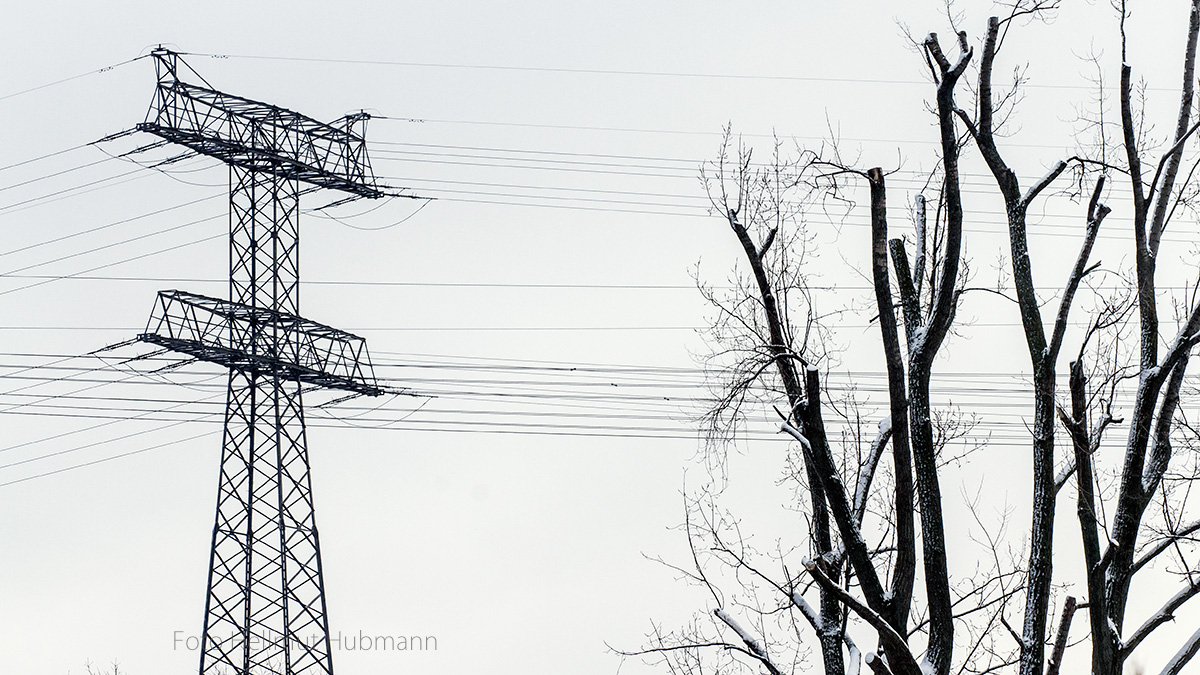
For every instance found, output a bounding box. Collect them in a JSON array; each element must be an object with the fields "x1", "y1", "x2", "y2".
[
  {"x1": 801, "y1": 559, "x2": 922, "y2": 675},
  {"x1": 854, "y1": 417, "x2": 892, "y2": 526},
  {"x1": 1157, "y1": 624, "x2": 1200, "y2": 675},
  {"x1": 713, "y1": 608, "x2": 785, "y2": 675},
  {"x1": 1122, "y1": 574, "x2": 1200, "y2": 657}
]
